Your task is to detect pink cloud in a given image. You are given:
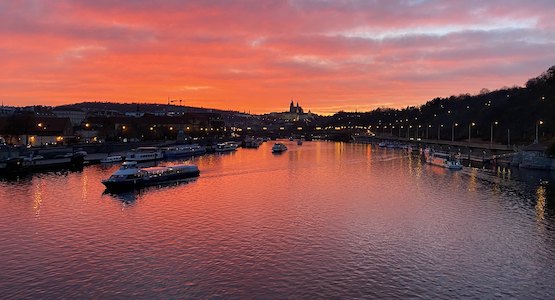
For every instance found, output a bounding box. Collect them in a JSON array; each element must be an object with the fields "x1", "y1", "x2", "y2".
[{"x1": 0, "y1": 0, "x2": 554, "y2": 113}]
